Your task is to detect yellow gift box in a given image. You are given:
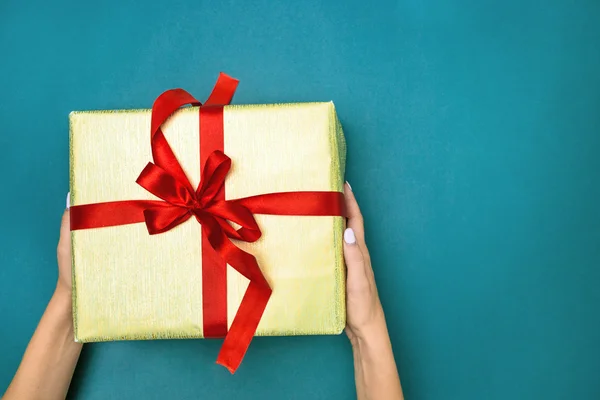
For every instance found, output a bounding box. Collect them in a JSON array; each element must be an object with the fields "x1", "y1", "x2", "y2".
[{"x1": 69, "y1": 78, "x2": 346, "y2": 364}]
